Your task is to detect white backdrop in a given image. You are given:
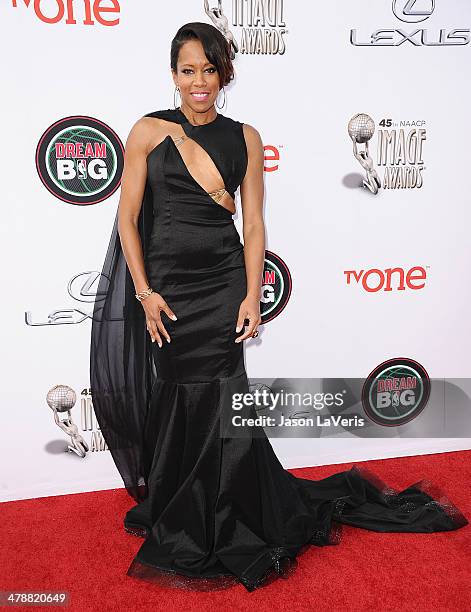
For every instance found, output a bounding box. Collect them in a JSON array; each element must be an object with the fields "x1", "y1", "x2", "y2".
[{"x1": 2, "y1": 0, "x2": 470, "y2": 502}]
